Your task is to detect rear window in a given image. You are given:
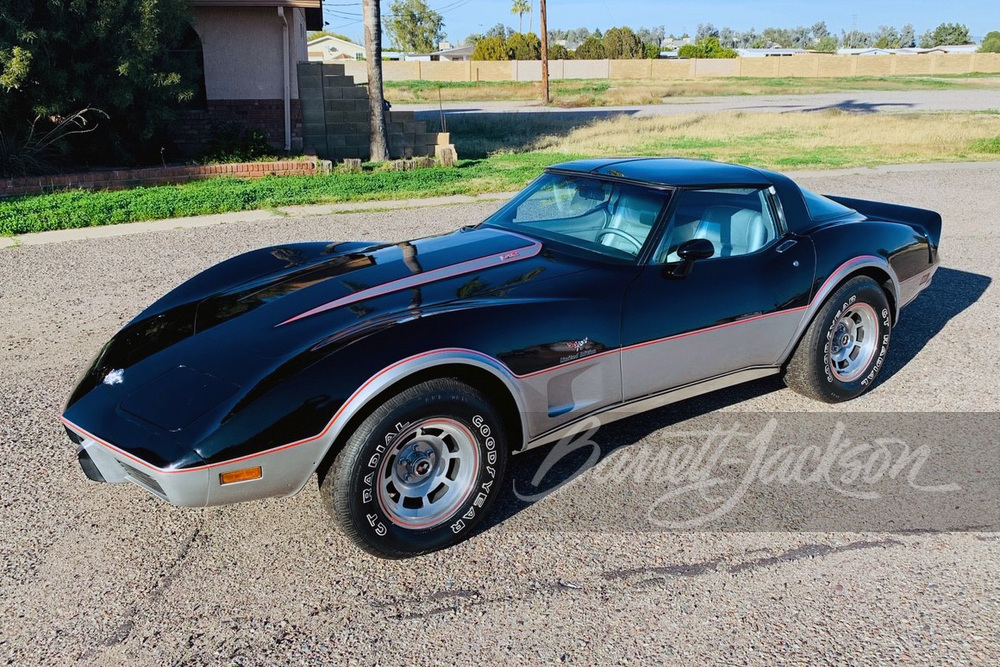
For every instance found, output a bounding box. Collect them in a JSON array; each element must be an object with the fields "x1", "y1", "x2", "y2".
[{"x1": 801, "y1": 188, "x2": 856, "y2": 221}]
